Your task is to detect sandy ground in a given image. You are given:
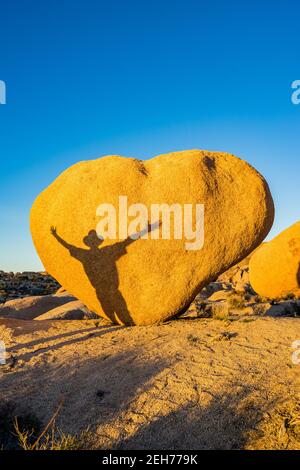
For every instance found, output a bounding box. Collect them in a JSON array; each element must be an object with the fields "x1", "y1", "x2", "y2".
[{"x1": 1, "y1": 316, "x2": 300, "y2": 449}]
